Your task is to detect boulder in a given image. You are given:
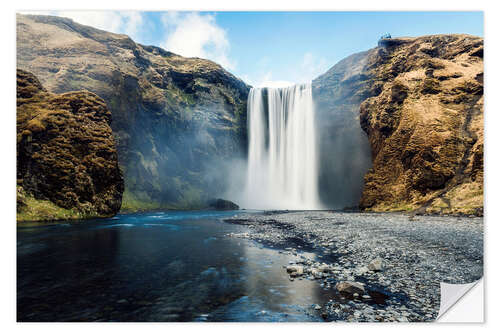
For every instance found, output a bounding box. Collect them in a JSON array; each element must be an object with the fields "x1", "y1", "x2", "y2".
[
  {"x1": 286, "y1": 265, "x2": 304, "y2": 277},
  {"x1": 208, "y1": 198, "x2": 239, "y2": 210},
  {"x1": 368, "y1": 258, "x2": 384, "y2": 271},
  {"x1": 356, "y1": 266, "x2": 369, "y2": 275},
  {"x1": 310, "y1": 268, "x2": 323, "y2": 279},
  {"x1": 318, "y1": 264, "x2": 331, "y2": 272},
  {"x1": 336, "y1": 281, "x2": 365, "y2": 295}
]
